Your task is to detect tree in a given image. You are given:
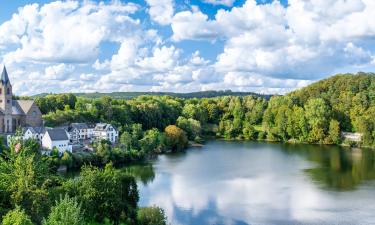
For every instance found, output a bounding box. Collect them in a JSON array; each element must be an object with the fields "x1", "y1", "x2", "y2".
[
  {"x1": 43, "y1": 195, "x2": 85, "y2": 225},
  {"x1": 137, "y1": 207, "x2": 167, "y2": 225},
  {"x1": 139, "y1": 129, "x2": 163, "y2": 154},
  {"x1": 242, "y1": 123, "x2": 256, "y2": 140},
  {"x1": 176, "y1": 117, "x2": 201, "y2": 140},
  {"x1": 63, "y1": 164, "x2": 139, "y2": 224},
  {"x1": 1, "y1": 206, "x2": 34, "y2": 225},
  {"x1": 164, "y1": 125, "x2": 188, "y2": 151},
  {"x1": 326, "y1": 120, "x2": 341, "y2": 144}
]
